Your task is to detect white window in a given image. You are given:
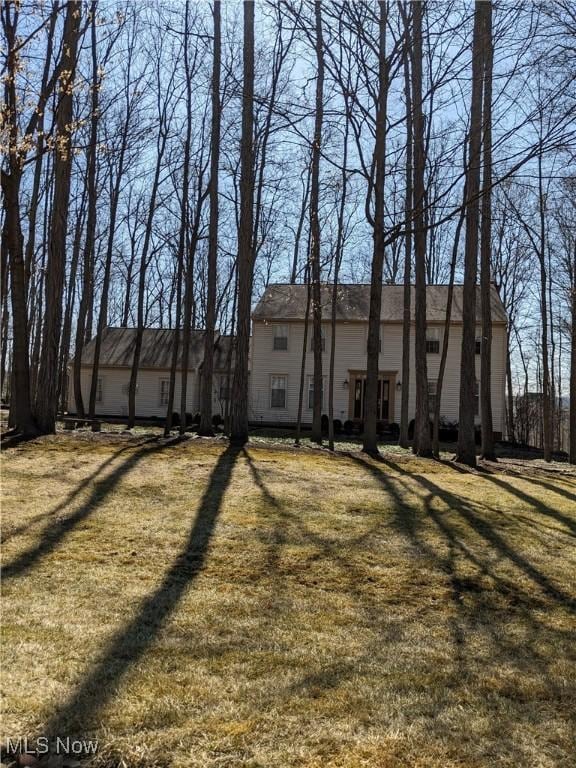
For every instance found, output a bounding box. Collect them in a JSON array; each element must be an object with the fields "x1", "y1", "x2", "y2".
[
  {"x1": 96, "y1": 377, "x2": 103, "y2": 403},
  {"x1": 159, "y1": 378, "x2": 170, "y2": 406},
  {"x1": 427, "y1": 380, "x2": 437, "y2": 413},
  {"x1": 307, "y1": 375, "x2": 325, "y2": 410},
  {"x1": 273, "y1": 325, "x2": 288, "y2": 351},
  {"x1": 309, "y1": 326, "x2": 326, "y2": 351},
  {"x1": 474, "y1": 380, "x2": 480, "y2": 416},
  {"x1": 270, "y1": 375, "x2": 287, "y2": 409},
  {"x1": 426, "y1": 327, "x2": 440, "y2": 354}
]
